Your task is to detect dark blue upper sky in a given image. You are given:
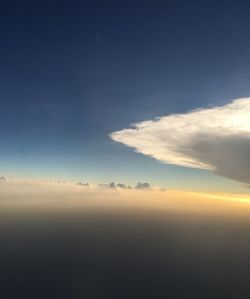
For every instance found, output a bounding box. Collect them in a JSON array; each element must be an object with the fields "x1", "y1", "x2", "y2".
[{"x1": 1, "y1": 0, "x2": 250, "y2": 190}]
